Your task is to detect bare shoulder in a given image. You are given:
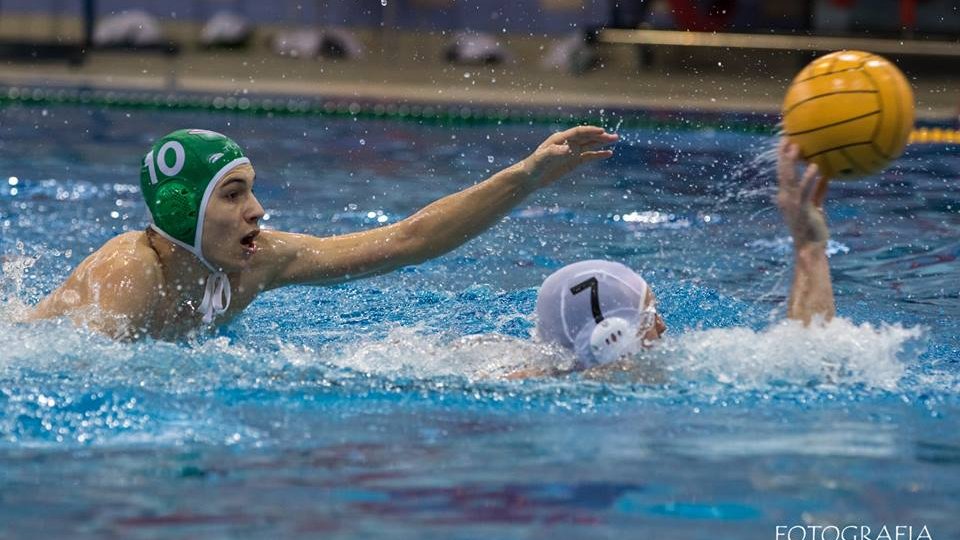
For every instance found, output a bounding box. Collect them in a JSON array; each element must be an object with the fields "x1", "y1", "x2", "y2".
[
  {"x1": 251, "y1": 229, "x2": 310, "y2": 283},
  {"x1": 254, "y1": 229, "x2": 354, "y2": 289},
  {"x1": 31, "y1": 231, "x2": 163, "y2": 320},
  {"x1": 255, "y1": 229, "x2": 303, "y2": 256},
  {"x1": 86, "y1": 231, "x2": 163, "y2": 286}
]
